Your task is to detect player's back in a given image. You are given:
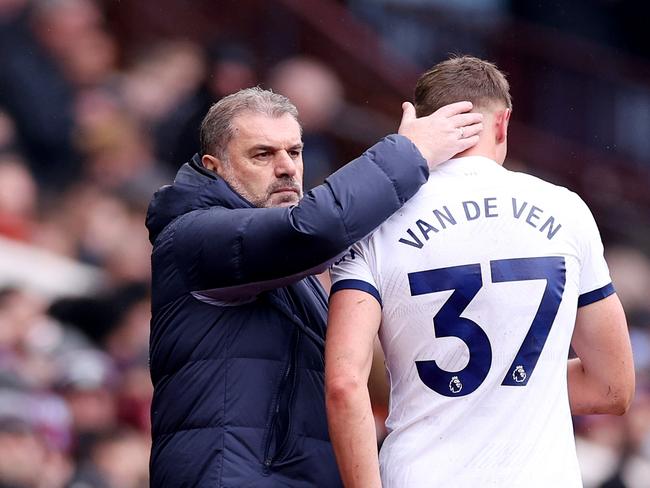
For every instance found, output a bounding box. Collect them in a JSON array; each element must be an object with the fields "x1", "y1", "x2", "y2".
[{"x1": 332, "y1": 156, "x2": 613, "y2": 487}]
